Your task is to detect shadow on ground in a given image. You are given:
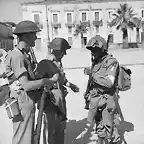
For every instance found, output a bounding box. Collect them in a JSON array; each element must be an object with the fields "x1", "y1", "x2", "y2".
[
  {"x1": 65, "y1": 118, "x2": 134, "y2": 144},
  {"x1": 117, "y1": 120, "x2": 134, "y2": 144}
]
